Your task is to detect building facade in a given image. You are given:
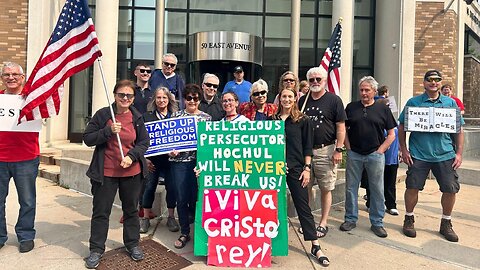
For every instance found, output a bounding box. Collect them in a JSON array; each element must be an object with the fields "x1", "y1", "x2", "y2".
[{"x1": 0, "y1": 0, "x2": 479, "y2": 145}]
